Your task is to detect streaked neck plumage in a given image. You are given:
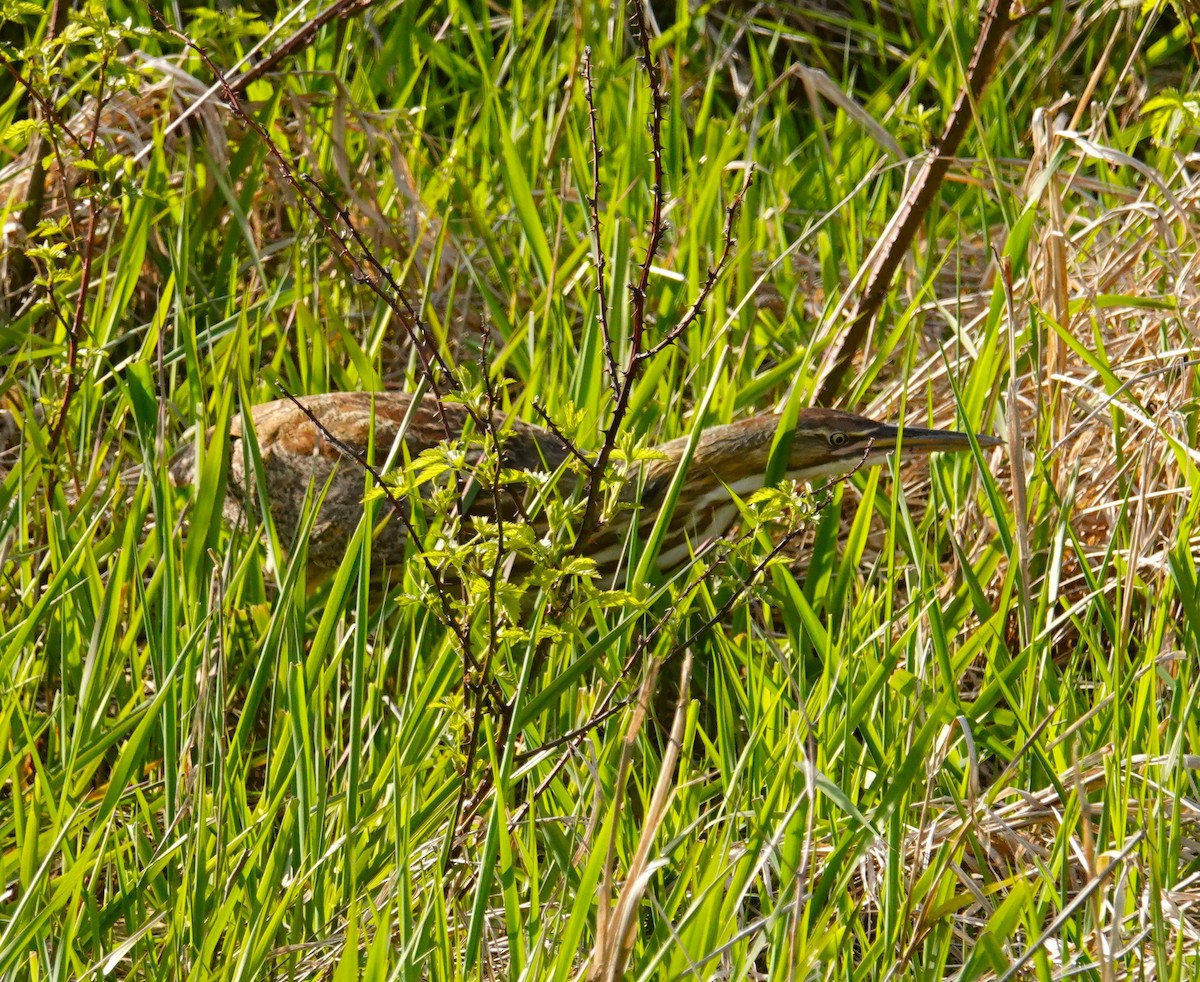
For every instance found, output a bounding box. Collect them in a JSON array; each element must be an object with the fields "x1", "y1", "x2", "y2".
[{"x1": 599, "y1": 408, "x2": 999, "y2": 572}]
